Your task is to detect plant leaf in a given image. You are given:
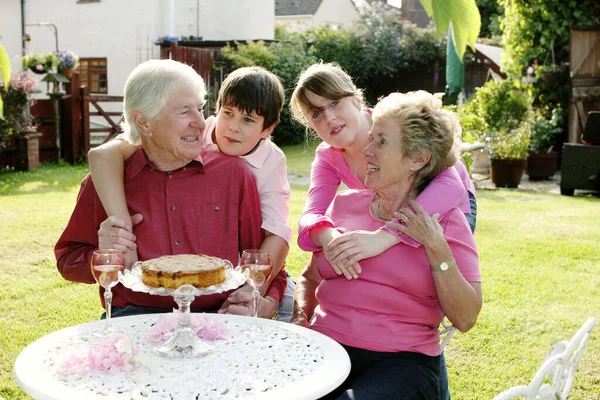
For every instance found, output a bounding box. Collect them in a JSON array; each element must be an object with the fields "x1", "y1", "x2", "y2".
[
  {"x1": 425, "y1": 0, "x2": 481, "y2": 59},
  {"x1": 419, "y1": 0, "x2": 433, "y2": 17},
  {"x1": 0, "y1": 43, "x2": 11, "y2": 118}
]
